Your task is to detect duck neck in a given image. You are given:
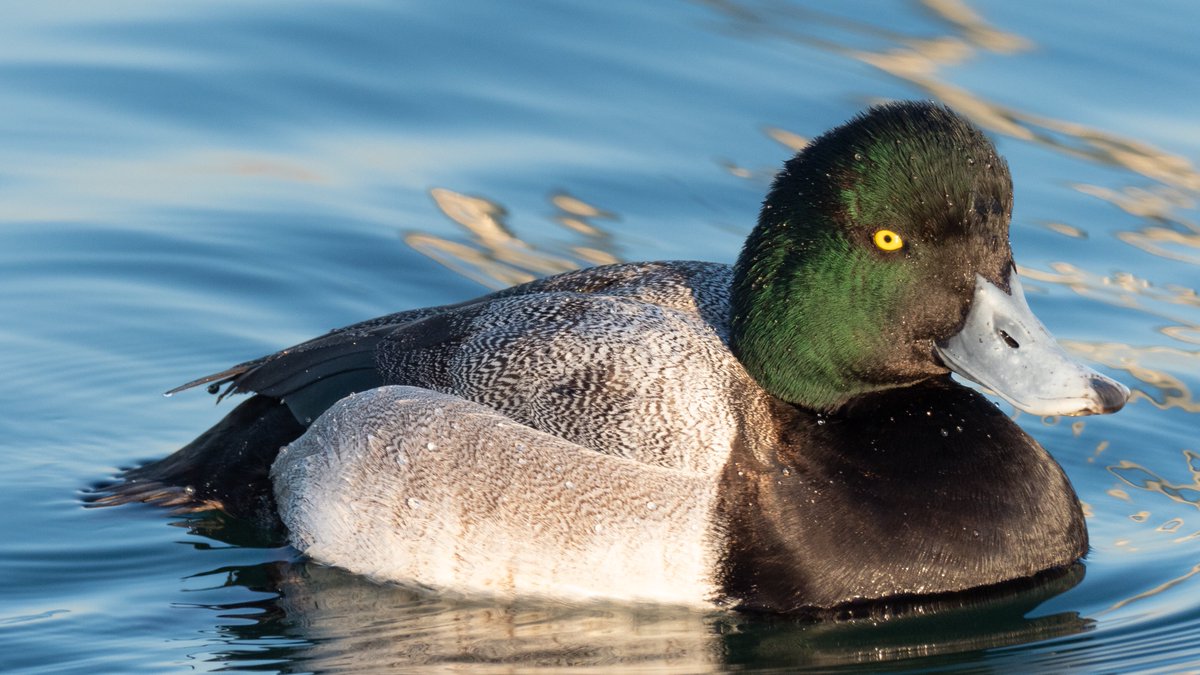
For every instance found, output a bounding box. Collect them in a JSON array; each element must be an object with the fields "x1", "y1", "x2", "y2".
[{"x1": 729, "y1": 213, "x2": 913, "y2": 411}]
